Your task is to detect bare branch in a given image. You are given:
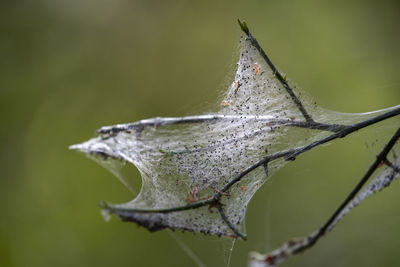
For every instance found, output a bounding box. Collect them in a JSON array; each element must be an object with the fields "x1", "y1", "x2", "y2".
[
  {"x1": 249, "y1": 127, "x2": 400, "y2": 267},
  {"x1": 96, "y1": 115, "x2": 344, "y2": 138}
]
